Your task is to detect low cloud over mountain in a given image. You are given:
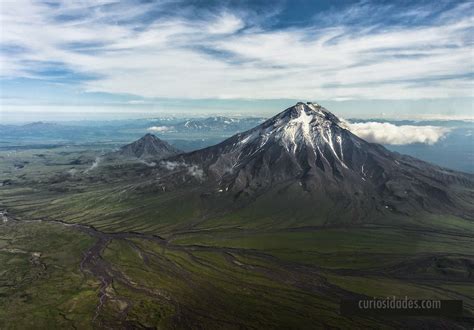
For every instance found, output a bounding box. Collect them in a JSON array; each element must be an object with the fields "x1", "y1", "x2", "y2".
[
  {"x1": 346, "y1": 122, "x2": 450, "y2": 145},
  {"x1": 148, "y1": 126, "x2": 172, "y2": 132}
]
